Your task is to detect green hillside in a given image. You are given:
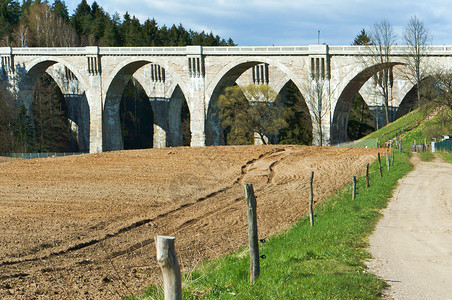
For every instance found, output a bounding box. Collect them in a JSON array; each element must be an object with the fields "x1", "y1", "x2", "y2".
[{"x1": 353, "y1": 106, "x2": 451, "y2": 150}]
